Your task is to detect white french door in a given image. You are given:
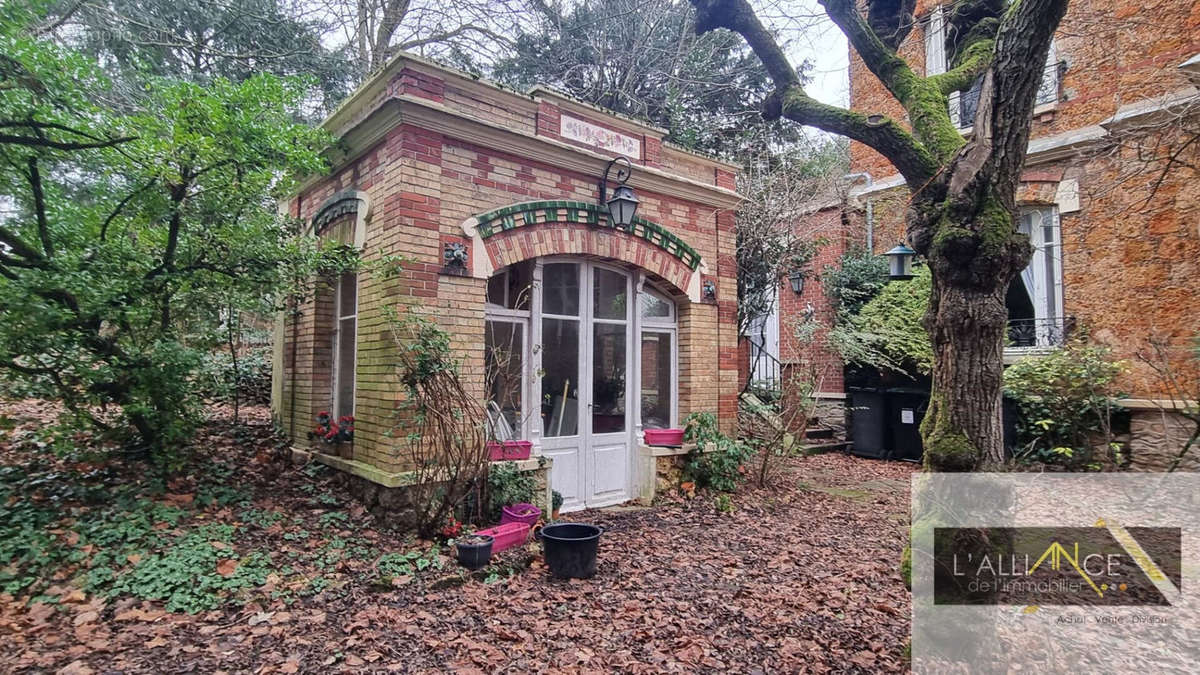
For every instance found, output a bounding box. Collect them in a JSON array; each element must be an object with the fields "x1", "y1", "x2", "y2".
[{"x1": 538, "y1": 261, "x2": 633, "y2": 512}]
